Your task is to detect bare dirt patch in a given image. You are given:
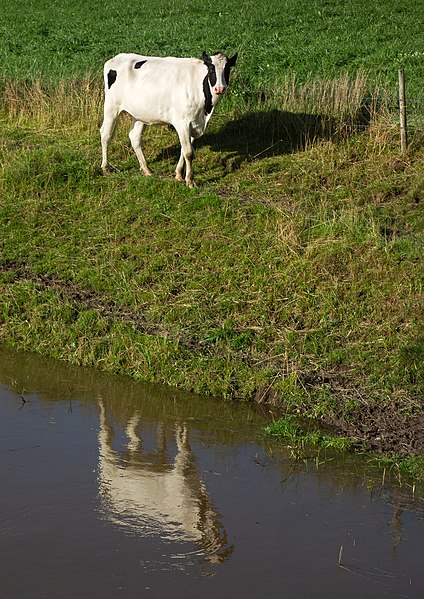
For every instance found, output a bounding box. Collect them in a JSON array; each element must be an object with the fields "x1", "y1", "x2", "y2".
[{"x1": 299, "y1": 370, "x2": 424, "y2": 457}]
